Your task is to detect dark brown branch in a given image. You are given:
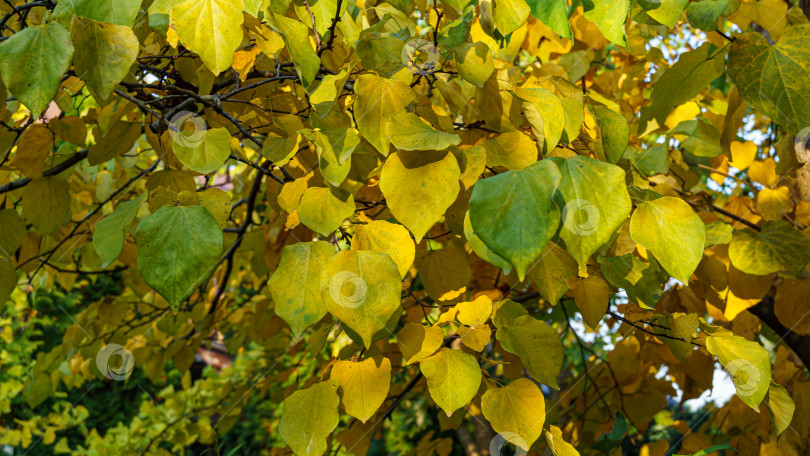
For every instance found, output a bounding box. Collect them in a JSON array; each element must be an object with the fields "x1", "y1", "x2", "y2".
[
  {"x1": 0, "y1": 149, "x2": 89, "y2": 195},
  {"x1": 748, "y1": 295, "x2": 810, "y2": 369}
]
